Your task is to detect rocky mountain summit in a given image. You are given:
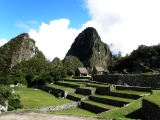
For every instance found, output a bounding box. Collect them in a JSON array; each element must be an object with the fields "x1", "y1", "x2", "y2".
[
  {"x1": 0, "y1": 33, "x2": 45, "y2": 75},
  {"x1": 66, "y1": 27, "x2": 113, "y2": 69}
]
